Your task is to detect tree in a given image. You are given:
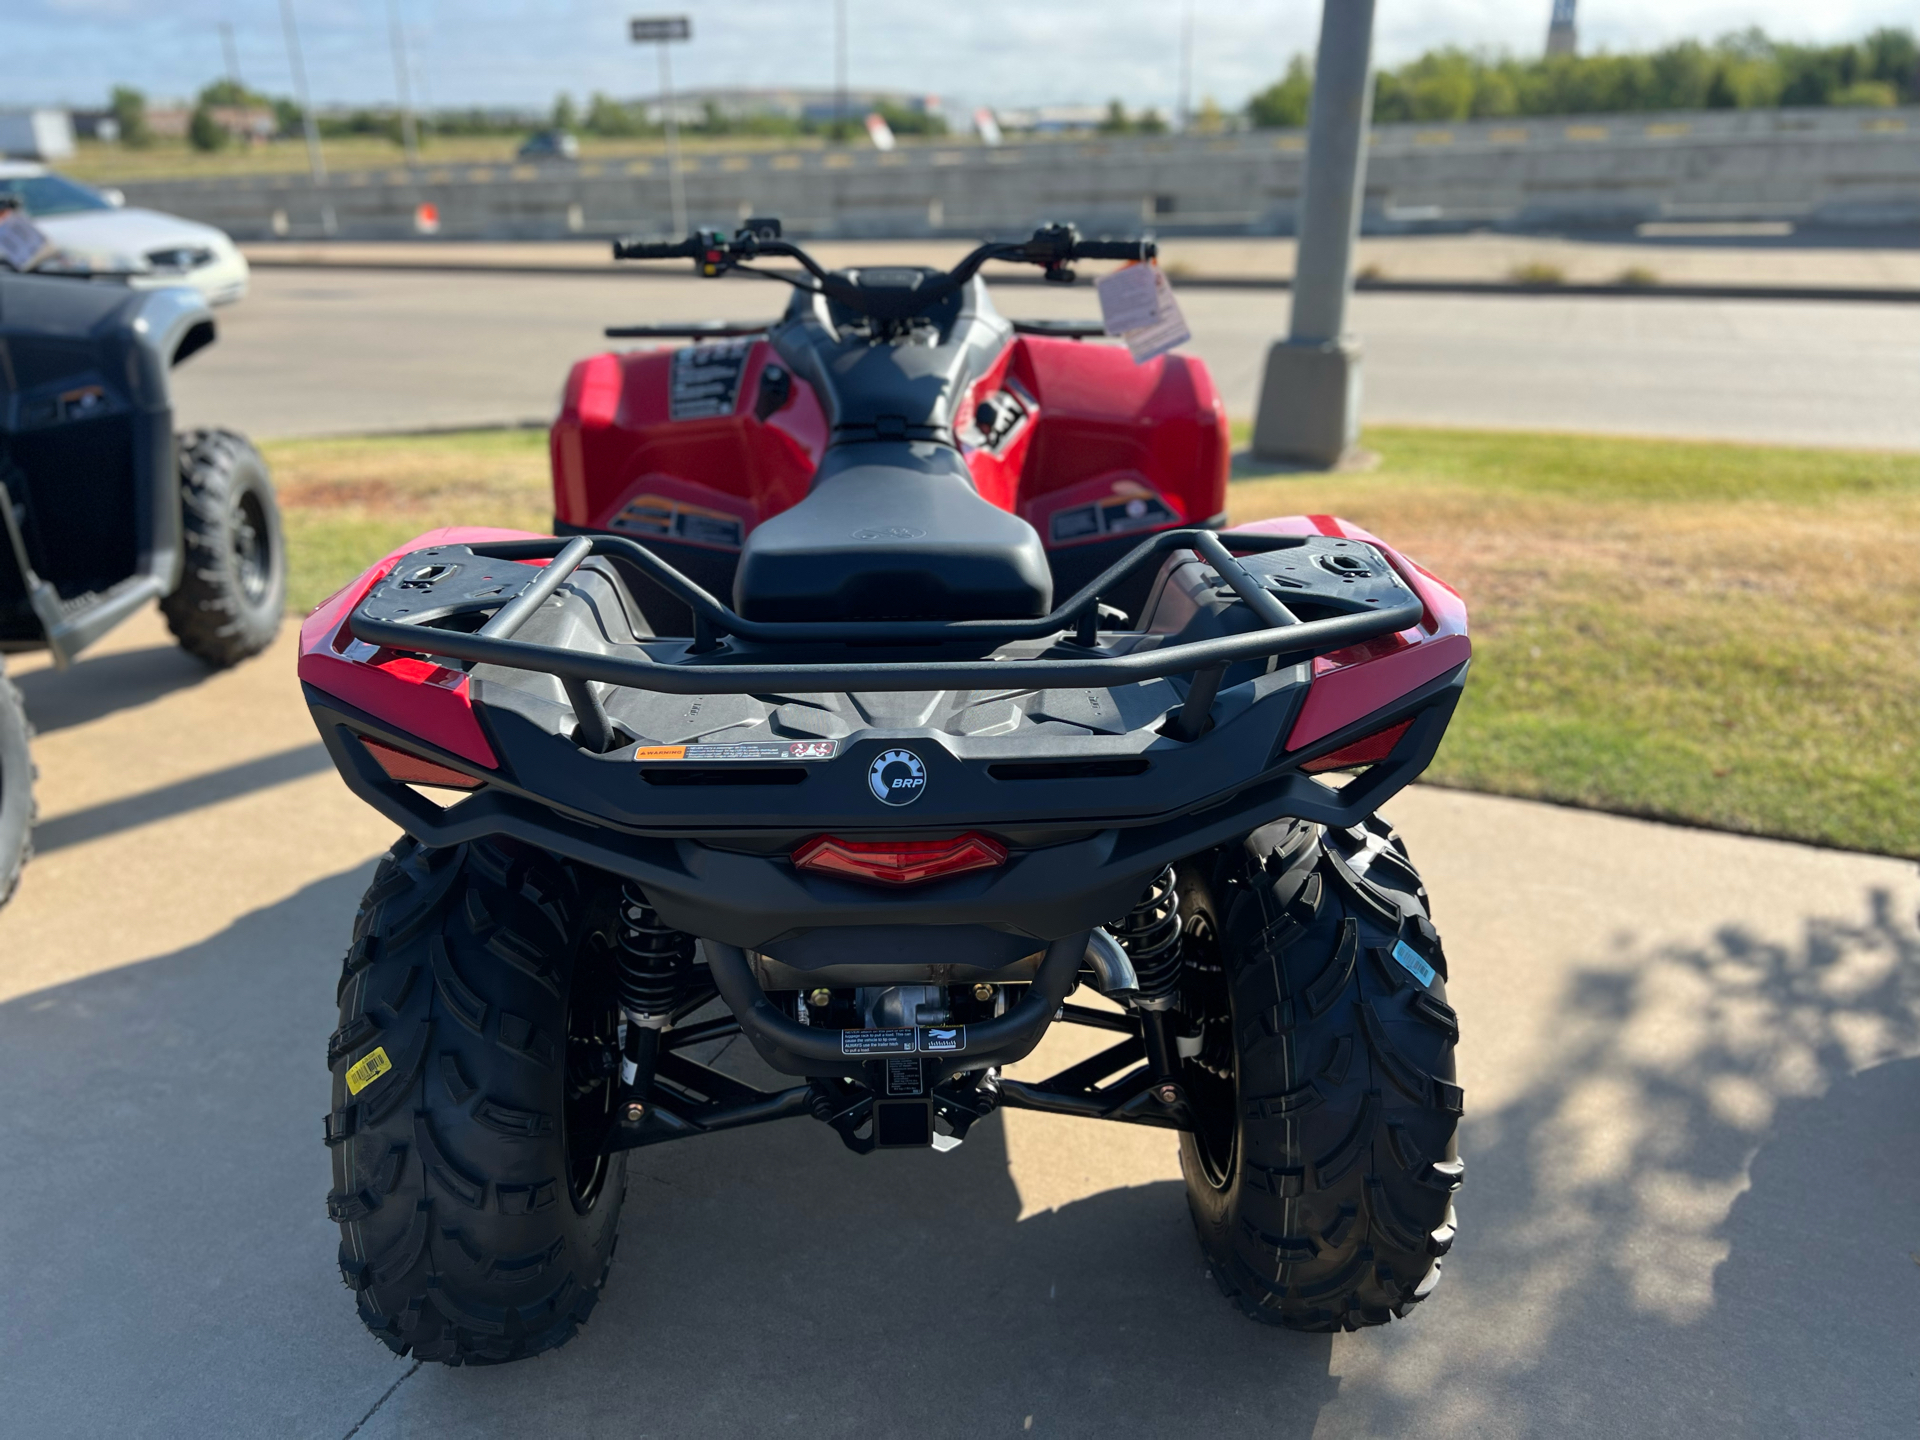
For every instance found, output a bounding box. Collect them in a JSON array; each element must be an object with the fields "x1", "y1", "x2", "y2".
[
  {"x1": 1136, "y1": 108, "x2": 1168, "y2": 134},
  {"x1": 199, "y1": 78, "x2": 267, "y2": 108},
  {"x1": 1098, "y1": 99, "x2": 1132, "y2": 134},
  {"x1": 188, "y1": 103, "x2": 228, "y2": 152},
  {"x1": 109, "y1": 85, "x2": 150, "y2": 147},
  {"x1": 1247, "y1": 56, "x2": 1312, "y2": 129},
  {"x1": 551, "y1": 93, "x2": 578, "y2": 132},
  {"x1": 585, "y1": 92, "x2": 642, "y2": 137}
]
